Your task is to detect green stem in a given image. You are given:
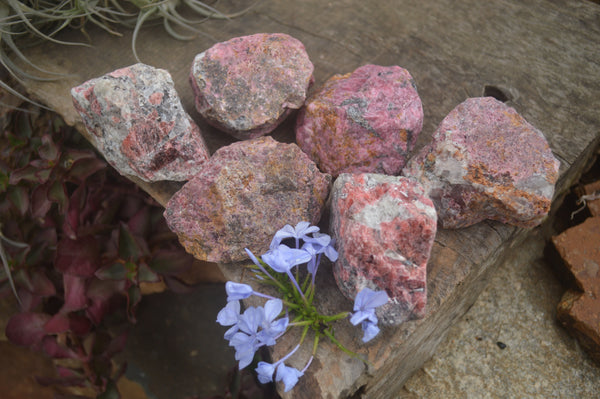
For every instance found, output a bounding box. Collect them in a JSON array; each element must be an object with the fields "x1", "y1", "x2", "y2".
[
  {"x1": 321, "y1": 311, "x2": 350, "y2": 323},
  {"x1": 299, "y1": 324, "x2": 310, "y2": 346},
  {"x1": 323, "y1": 329, "x2": 361, "y2": 360}
]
